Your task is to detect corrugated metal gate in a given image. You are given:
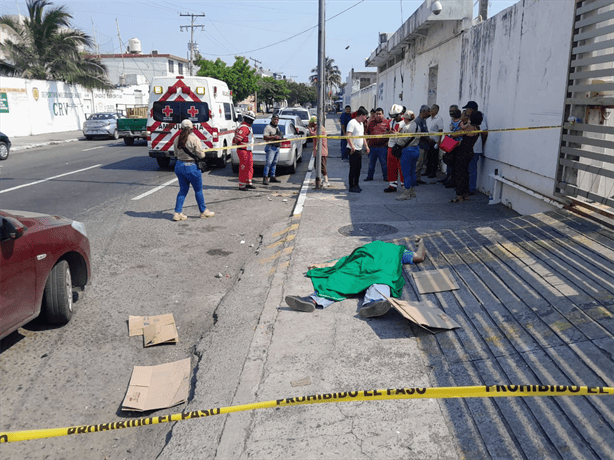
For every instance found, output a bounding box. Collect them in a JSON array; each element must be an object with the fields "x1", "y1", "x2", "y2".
[{"x1": 556, "y1": 0, "x2": 614, "y2": 214}]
